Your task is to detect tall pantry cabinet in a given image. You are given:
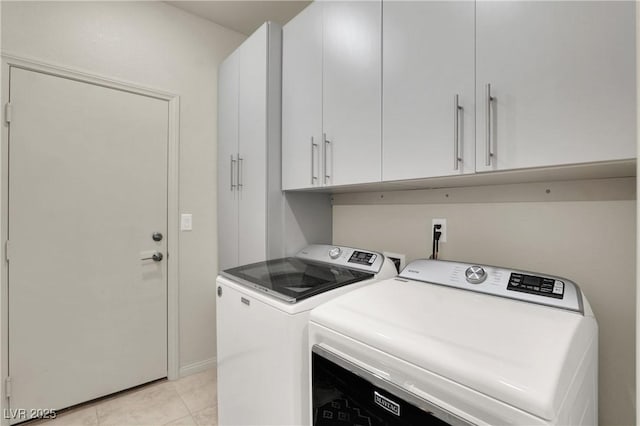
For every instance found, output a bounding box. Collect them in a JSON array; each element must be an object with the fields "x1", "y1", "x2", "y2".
[
  {"x1": 217, "y1": 22, "x2": 283, "y2": 271},
  {"x1": 217, "y1": 22, "x2": 333, "y2": 271}
]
